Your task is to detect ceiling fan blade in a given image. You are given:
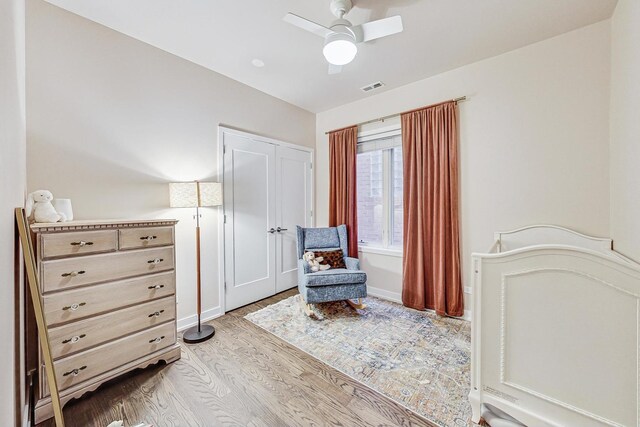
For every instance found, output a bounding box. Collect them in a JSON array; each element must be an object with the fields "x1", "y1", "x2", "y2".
[
  {"x1": 284, "y1": 13, "x2": 334, "y2": 38},
  {"x1": 328, "y1": 64, "x2": 343, "y2": 75},
  {"x1": 354, "y1": 15, "x2": 403, "y2": 43}
]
